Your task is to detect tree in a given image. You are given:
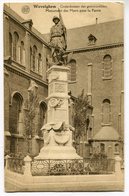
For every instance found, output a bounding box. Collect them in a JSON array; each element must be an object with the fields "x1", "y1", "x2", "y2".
[
  {"x1": 73, "y1": 89, "x2": 91, "y2": 150},
  {"x1": 24, "y1": 90, "x2": 39, "y2": 155}
]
